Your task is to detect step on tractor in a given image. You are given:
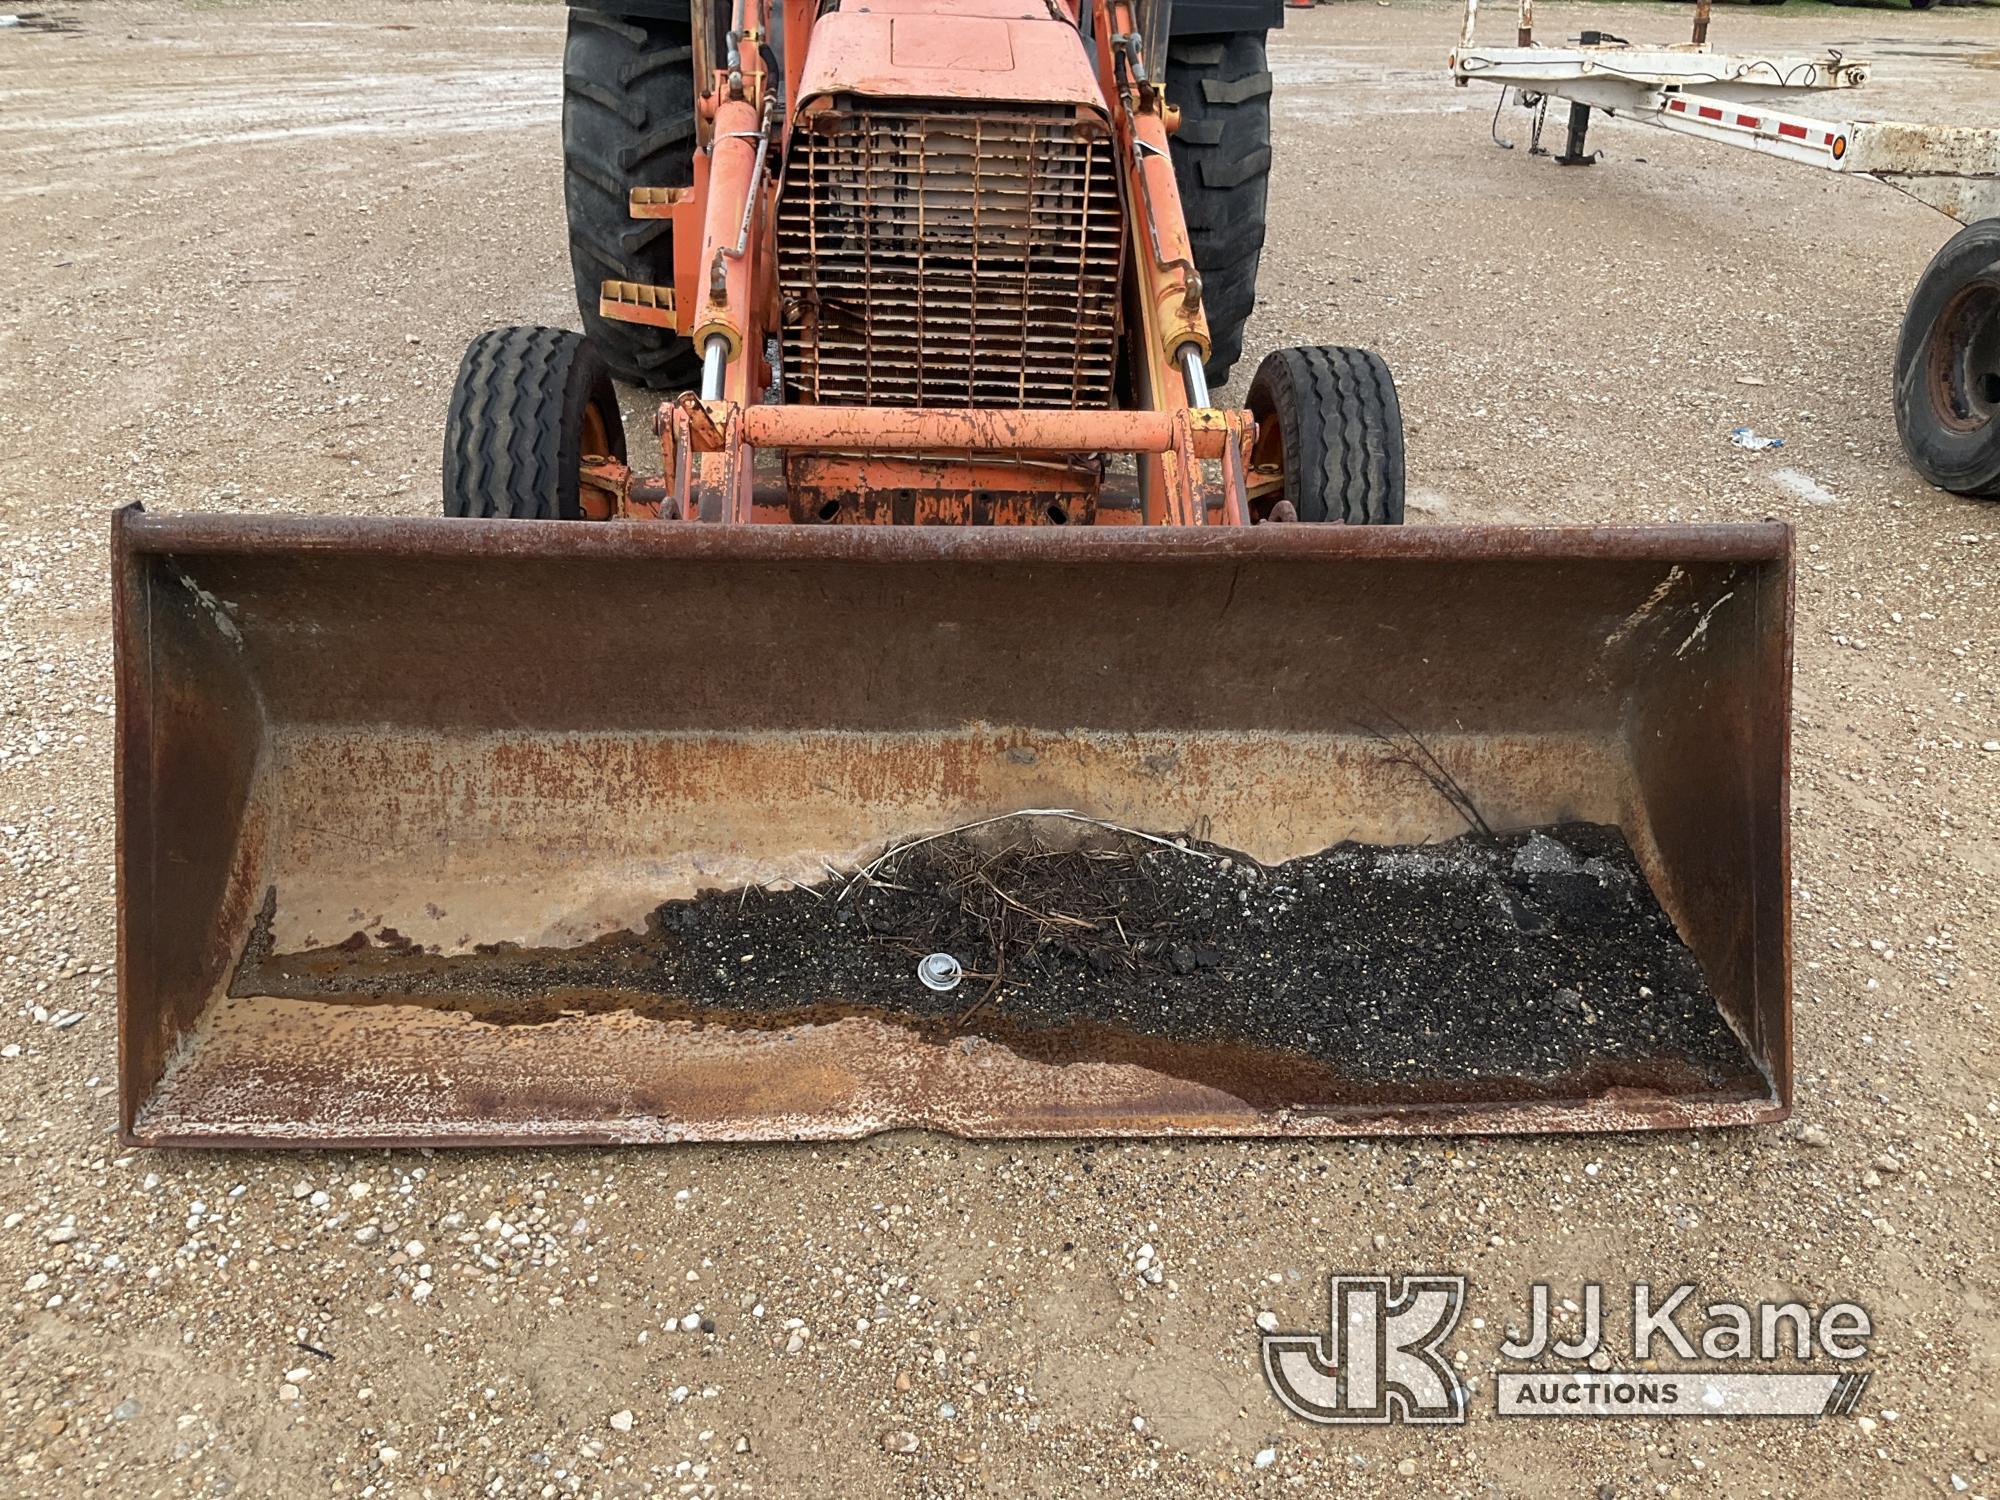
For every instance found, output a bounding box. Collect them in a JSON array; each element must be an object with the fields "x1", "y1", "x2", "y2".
[{"x1": 111, "y1": 0, "x2": 1795, "y2": 1146}]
